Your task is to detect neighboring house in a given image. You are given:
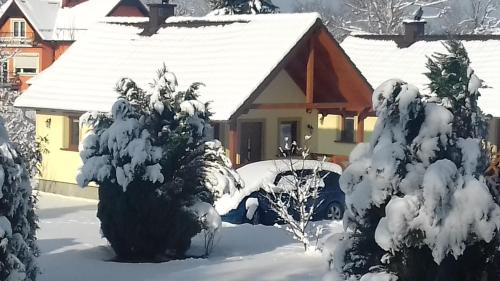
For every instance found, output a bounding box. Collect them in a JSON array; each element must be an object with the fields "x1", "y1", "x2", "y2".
[
  {"x1": 341, "y1": 20, "x2": 500, "y2": 151},
  {"x1": 15, "y1": 5, "x2": 376, "y2": 199},
  {"x1": 0, "y1": 0, "x2": 148, "y2": 91}
]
